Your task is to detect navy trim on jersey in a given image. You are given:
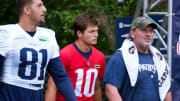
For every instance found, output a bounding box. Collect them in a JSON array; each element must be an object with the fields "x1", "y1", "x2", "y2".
[
  {"x1": 47, "y1": 56, "x2": 77, "y2": 101},
  {"x1": 26, "y1": 31, "x2": 36, "y2": 37},
  {"x1": 73, "y1": 42, "x2": 92, "y2": 59}
]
